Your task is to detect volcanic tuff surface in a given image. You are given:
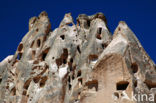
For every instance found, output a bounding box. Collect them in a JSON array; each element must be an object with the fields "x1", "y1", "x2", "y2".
[{"x1": 0, "y1": 11, "x2": 156, "y2": 103}]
